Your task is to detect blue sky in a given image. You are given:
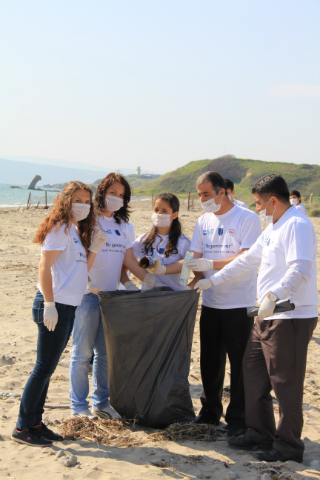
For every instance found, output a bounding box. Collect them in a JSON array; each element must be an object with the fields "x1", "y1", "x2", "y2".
[{"x1": 1, "y1": 0, "x2": 319, "y2": 174}]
